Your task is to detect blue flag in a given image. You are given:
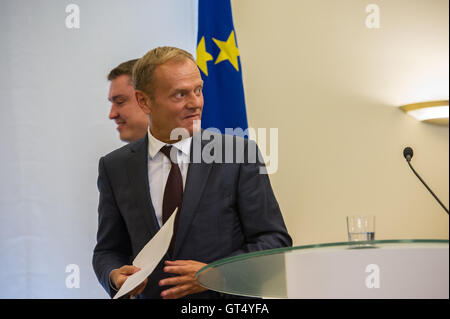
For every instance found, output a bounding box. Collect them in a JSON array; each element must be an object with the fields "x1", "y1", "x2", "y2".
[{"x1": 197, "y1": 0, "x2": 248, "y2": 133}]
